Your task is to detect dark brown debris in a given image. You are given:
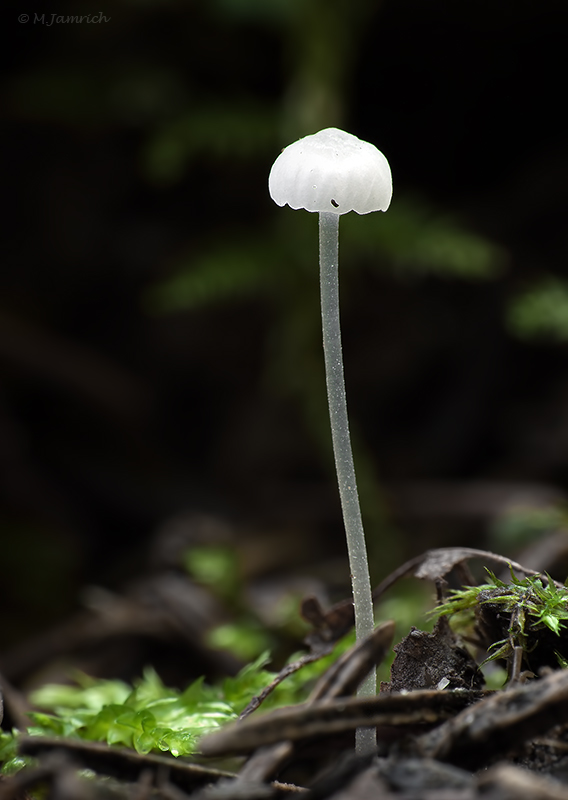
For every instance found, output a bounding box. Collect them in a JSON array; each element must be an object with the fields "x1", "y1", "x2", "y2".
[
  {"x1": 372, "y1": 546, "x2": 566, "y2": 604},
  {"x1": 384, "y1": 617, "x2": 483, "y2": 693},
  {"x1": 199, "y1": 688, "x2": 488, "y2": 757},
  {"x1": 197, "y1": 549, "x2": 568, "y2": 798},
  {"x1": 300, "y1": 597, "x2": 355, "y2": 653},
  {"x1": 477, "y1": 763, "x2": 568, "y2": 800},
  {"x1": 418, "y1": 668, "x2": 568, "y2": 770},
  {"x1": 18, "y1": 736, "x2": 238, "y2": 794},
  {"x1": 236, "y1": 621, "x2": 396, "y2": 783}
]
